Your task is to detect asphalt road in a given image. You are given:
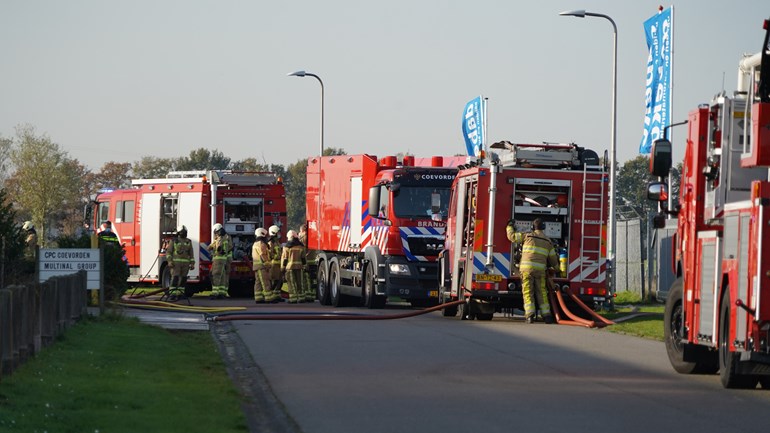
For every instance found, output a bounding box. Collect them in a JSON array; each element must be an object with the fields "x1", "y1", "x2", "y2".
[{"x1": 209, "y1": 302, "x2": 770, "y2": 433}]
